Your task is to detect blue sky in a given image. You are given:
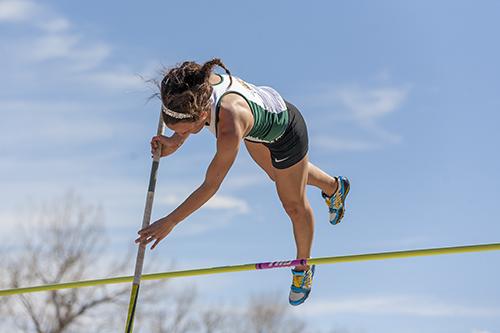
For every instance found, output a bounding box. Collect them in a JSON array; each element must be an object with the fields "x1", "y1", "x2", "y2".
[{"x1": 1, "y1": 0, "x2": 500, "y2": 332}]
